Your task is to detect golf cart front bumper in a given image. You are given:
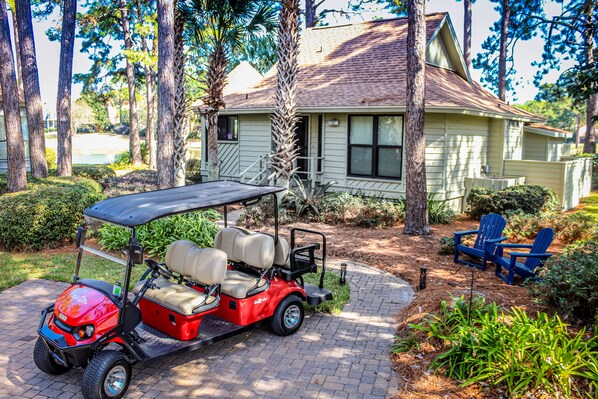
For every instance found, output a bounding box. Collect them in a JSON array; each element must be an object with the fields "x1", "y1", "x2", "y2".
[{"x1": 37, "y1": 304, "x2": 93, "y2": 368}]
